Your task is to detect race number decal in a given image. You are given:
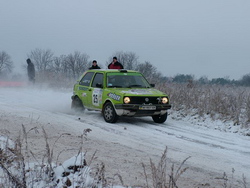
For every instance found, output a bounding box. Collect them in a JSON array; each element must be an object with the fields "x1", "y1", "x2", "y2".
[{"x1": 92, "y1": 88, "x2": 102, "y2": 106}]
